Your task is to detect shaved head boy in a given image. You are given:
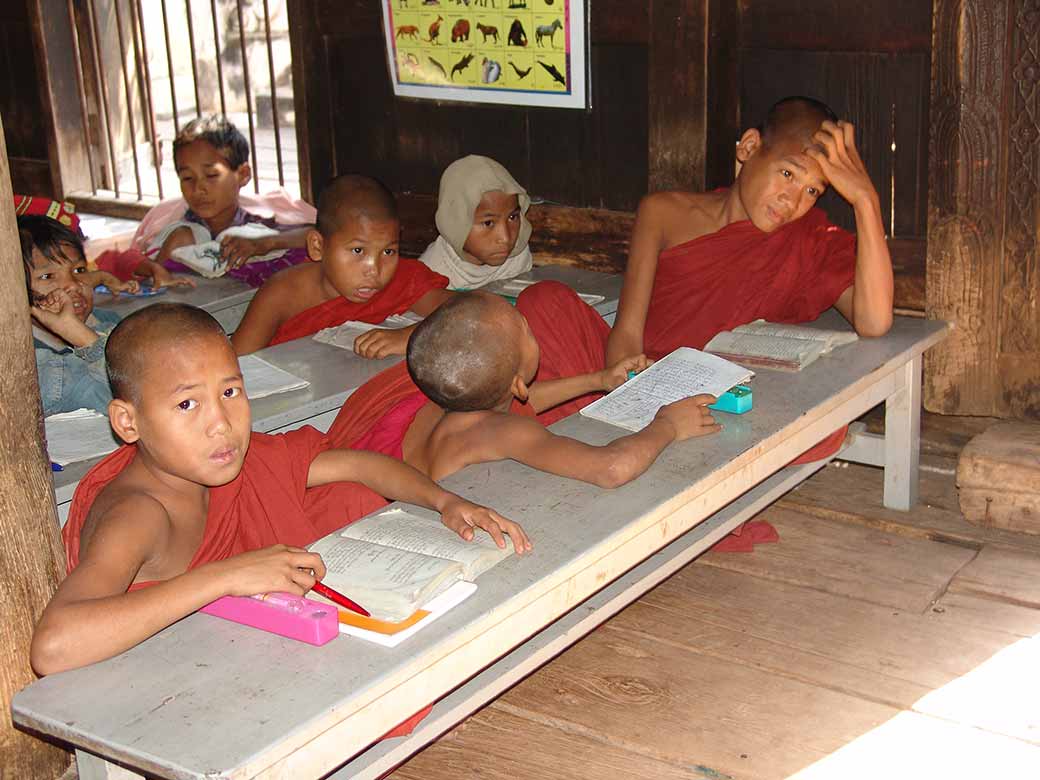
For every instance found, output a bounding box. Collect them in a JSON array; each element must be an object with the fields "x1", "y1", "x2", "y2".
[
  {"x1": 325, "y1": 291, "x2": 720, "y2": 488},
  {"x1": 33, "y1": 303, "x2": 528, "y2": 675},
  {"x1": 232, "y1": 174, "x2": 453, "y2": 357}
]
